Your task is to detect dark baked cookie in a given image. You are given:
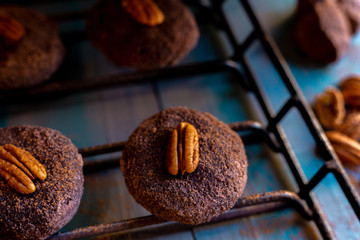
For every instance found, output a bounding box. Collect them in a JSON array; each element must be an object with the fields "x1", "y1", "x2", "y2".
[
  {"x1": 121, "y1": 107, "x2": 248, "y2": 225},
  {"x1": 294, "y1": 0, "x2": 351, "y2": 63},
  {"x1": 0, "y1": 6, "x2": 64, "y2": 90},
  {"x1": 0, "y1": 125, "x2": 83, "y2": 240},
  {"x1": 86, "y1": 0, "x2": 199, "y2": 70}
]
